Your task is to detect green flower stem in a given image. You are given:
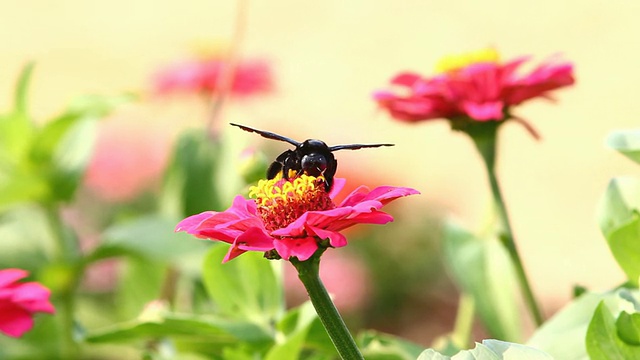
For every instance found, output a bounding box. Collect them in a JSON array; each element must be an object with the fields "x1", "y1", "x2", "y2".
[
  {"x1": 469, "y1": 122, "x2": 544, "y2": 327},
  {"x1": 45, "y1": 205, "x2": 81, "y2": 359},
  {"x1": 451, "y1": 292, "x2": 475, "y2": 348},
  {"x1": 291, "y1": 250, "x2": 364, "y2": 360}
]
